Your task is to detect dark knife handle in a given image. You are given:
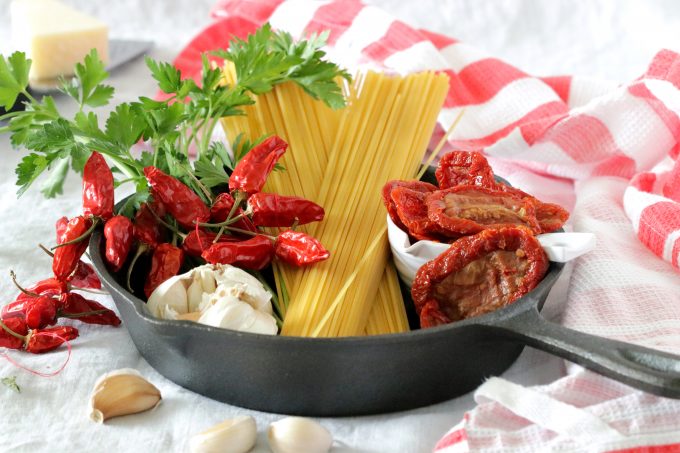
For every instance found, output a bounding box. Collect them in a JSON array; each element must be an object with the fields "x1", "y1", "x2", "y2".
[{"x1": 484, "y1": 306, "x2": 680, "y2": 398}]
